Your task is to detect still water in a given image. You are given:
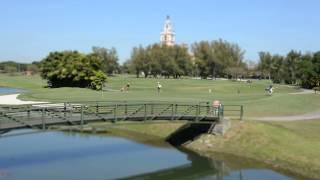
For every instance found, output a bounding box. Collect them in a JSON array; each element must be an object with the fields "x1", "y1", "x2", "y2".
[
  {"x1": 0, "y1": 87, "x2": 25, "y2": 95},
  {"x1": 0, "y1": 130, "x2": 303, "y2": 180}
]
